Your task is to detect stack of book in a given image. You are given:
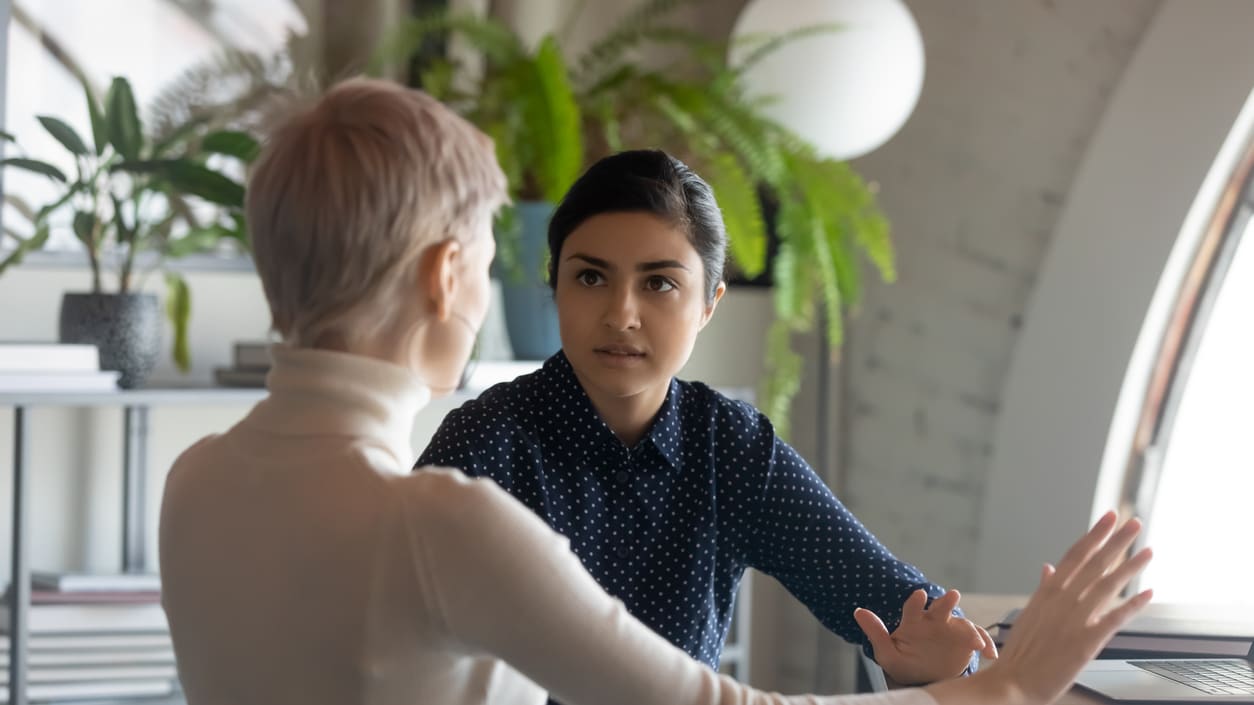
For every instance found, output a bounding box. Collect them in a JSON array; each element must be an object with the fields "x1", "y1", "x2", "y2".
[
  {"x1": 2, "y1": 572, "x2": 178, "y2": 701},
  {"x1": 0, "y1": 343, "x2": 119, "y2": 392},
  {"x1": 213, "y1": 342, "x2": 271, "y2": 388}
]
